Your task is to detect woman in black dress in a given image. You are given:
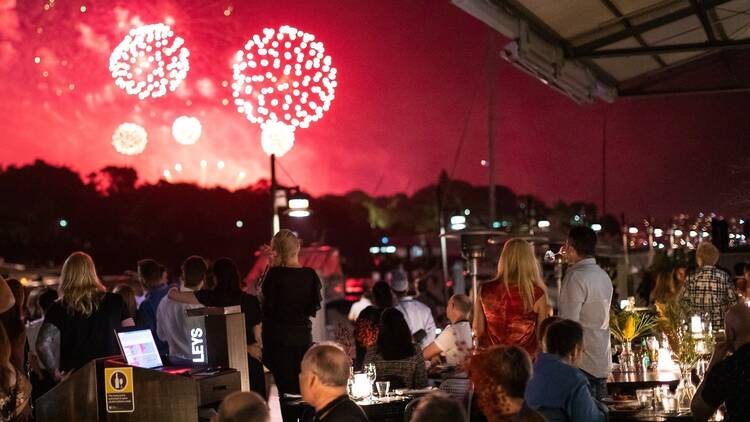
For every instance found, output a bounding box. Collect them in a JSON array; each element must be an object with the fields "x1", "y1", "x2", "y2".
[
  {"x1": 168, "y1": 257, "x2": 266, "y2": 397},
  {"x1": 36, "y1": 252, "x2": 134, "y2": 380},
  {"x1": 260, "y1": 229, "x2": 321, "y2": 422}
]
